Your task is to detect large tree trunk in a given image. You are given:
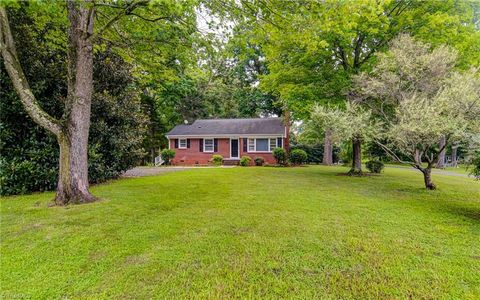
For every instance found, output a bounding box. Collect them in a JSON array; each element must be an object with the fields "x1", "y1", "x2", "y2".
[
  {"x1": 436, "y1": 135, "x2": 446, "y2": 169},
  {"x1": 56, "y1": 133, "x2": 95, "y2": 204},
  {"x1": 421, "y1": 167, "x2": 436, "y2": 190},
  {"x1": 55, "y1": 1, "x2": 96, "y2": 205},
  {"x1": 322, "y1": 129, "x2": 333, "y2": 165},
  {"x1": 349, "y1": 138, "x2": 362, "y2": 175}
]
